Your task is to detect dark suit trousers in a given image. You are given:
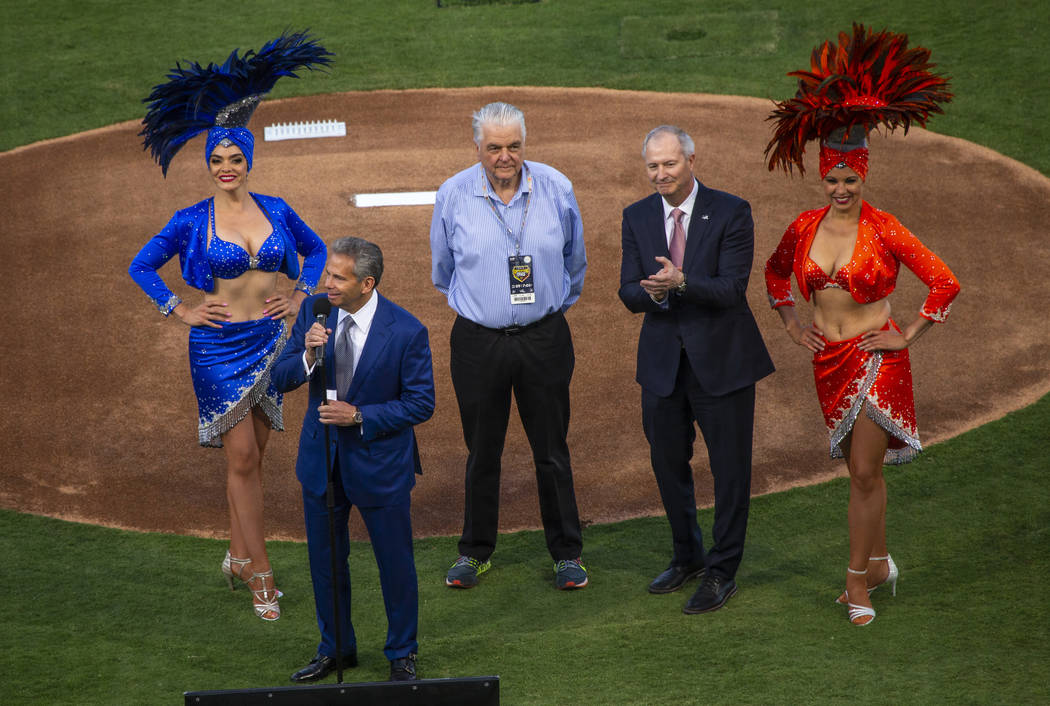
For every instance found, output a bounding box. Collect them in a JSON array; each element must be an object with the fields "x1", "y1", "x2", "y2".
[
  {"x1": 450, "y1": 312, "x2": 583, "y2": 562},
  {"x1": 302, "y1": 463, "x2": 418, "y2": 661},
  {"x1": 642, "y1": 351, "x2": 755, "y2": 580}
]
